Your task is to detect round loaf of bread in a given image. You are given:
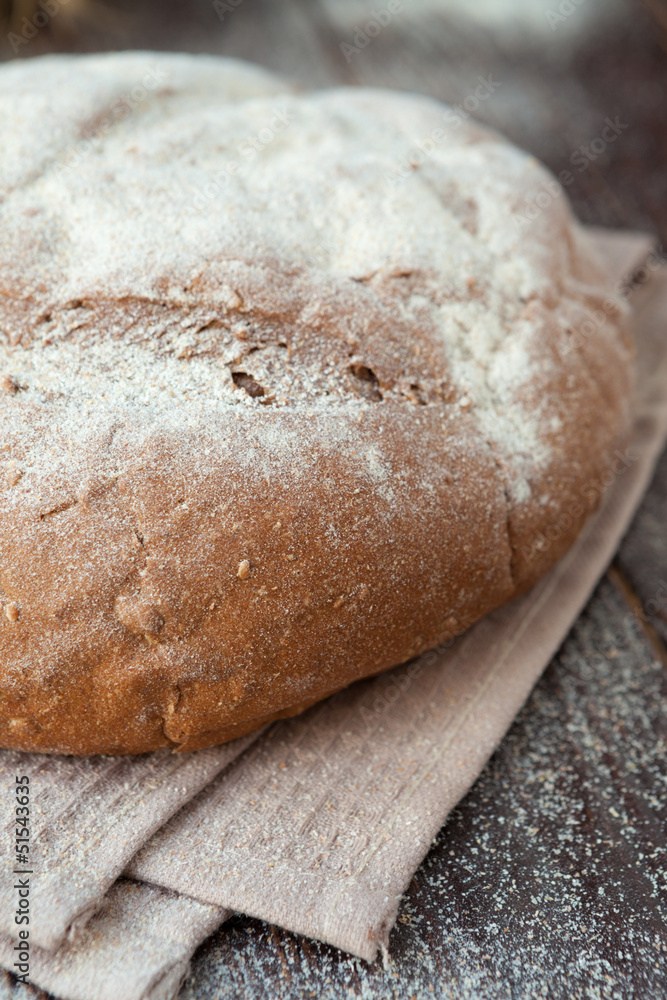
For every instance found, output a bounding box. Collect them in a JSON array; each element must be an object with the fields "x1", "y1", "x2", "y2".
[{"x1": 0, "y1": 53, "x2": 632, "y2": 754}]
